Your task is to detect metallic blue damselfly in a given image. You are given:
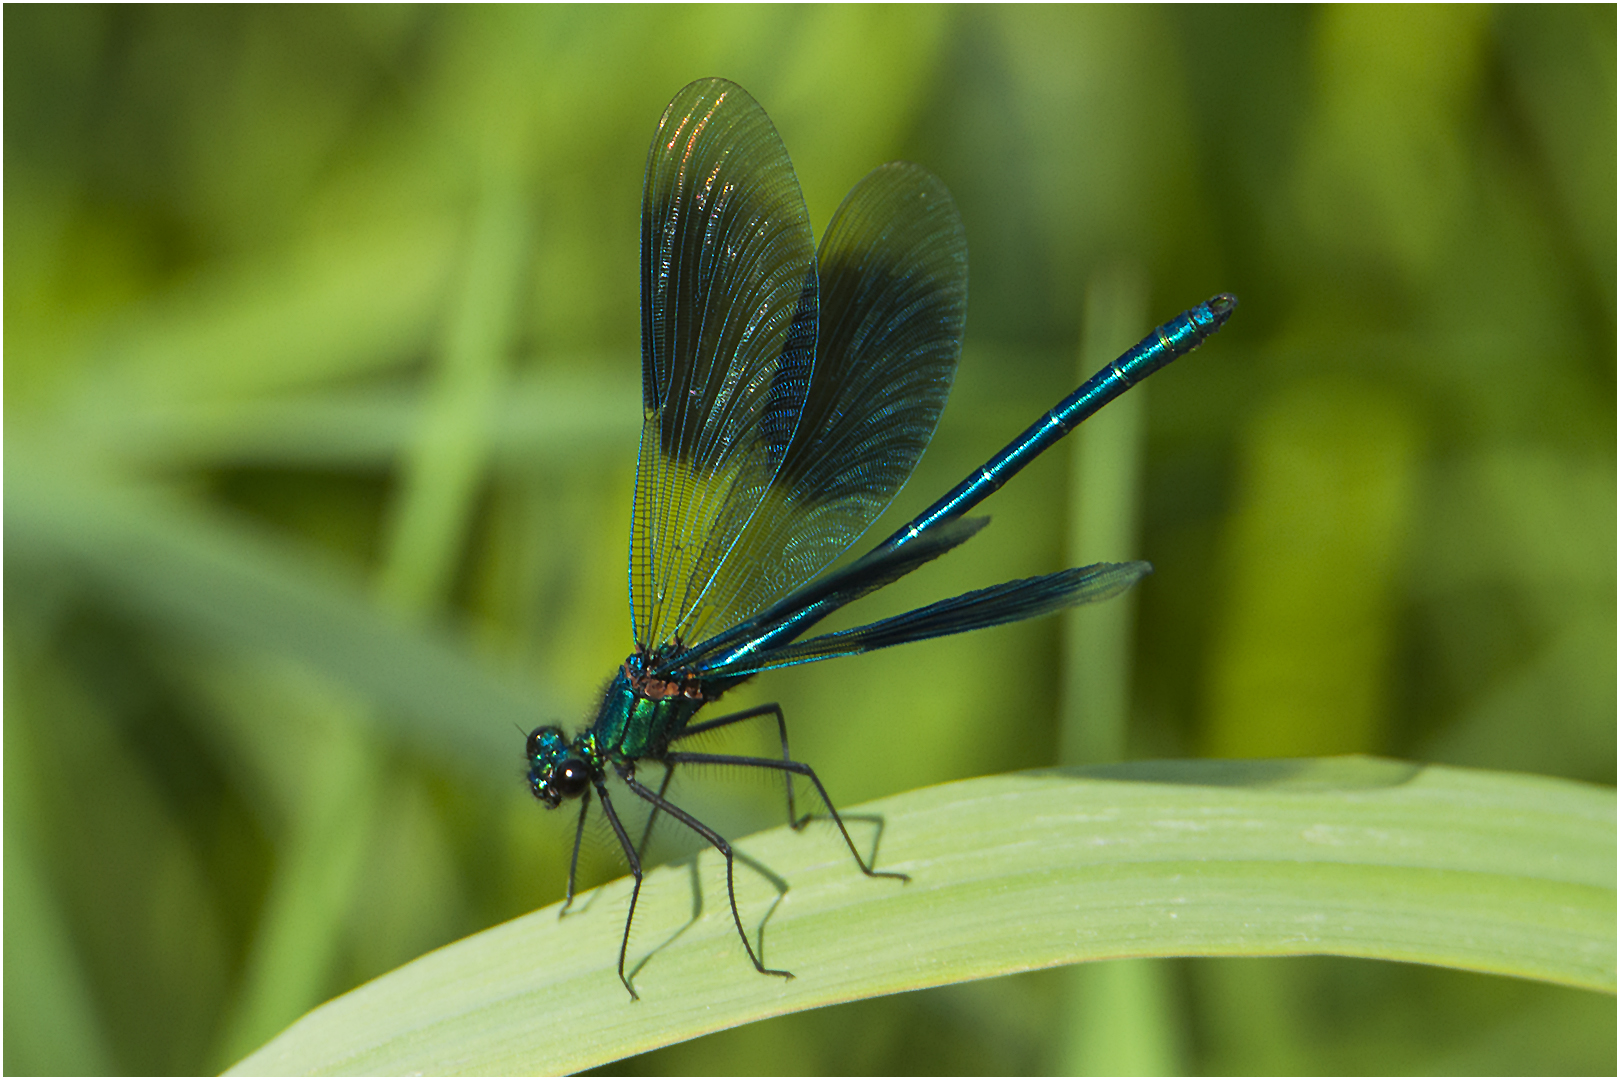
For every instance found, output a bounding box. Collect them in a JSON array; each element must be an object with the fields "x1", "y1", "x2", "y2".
[{"x1": 526, "y1": 78, "x2": 1236, "y2": 999}]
